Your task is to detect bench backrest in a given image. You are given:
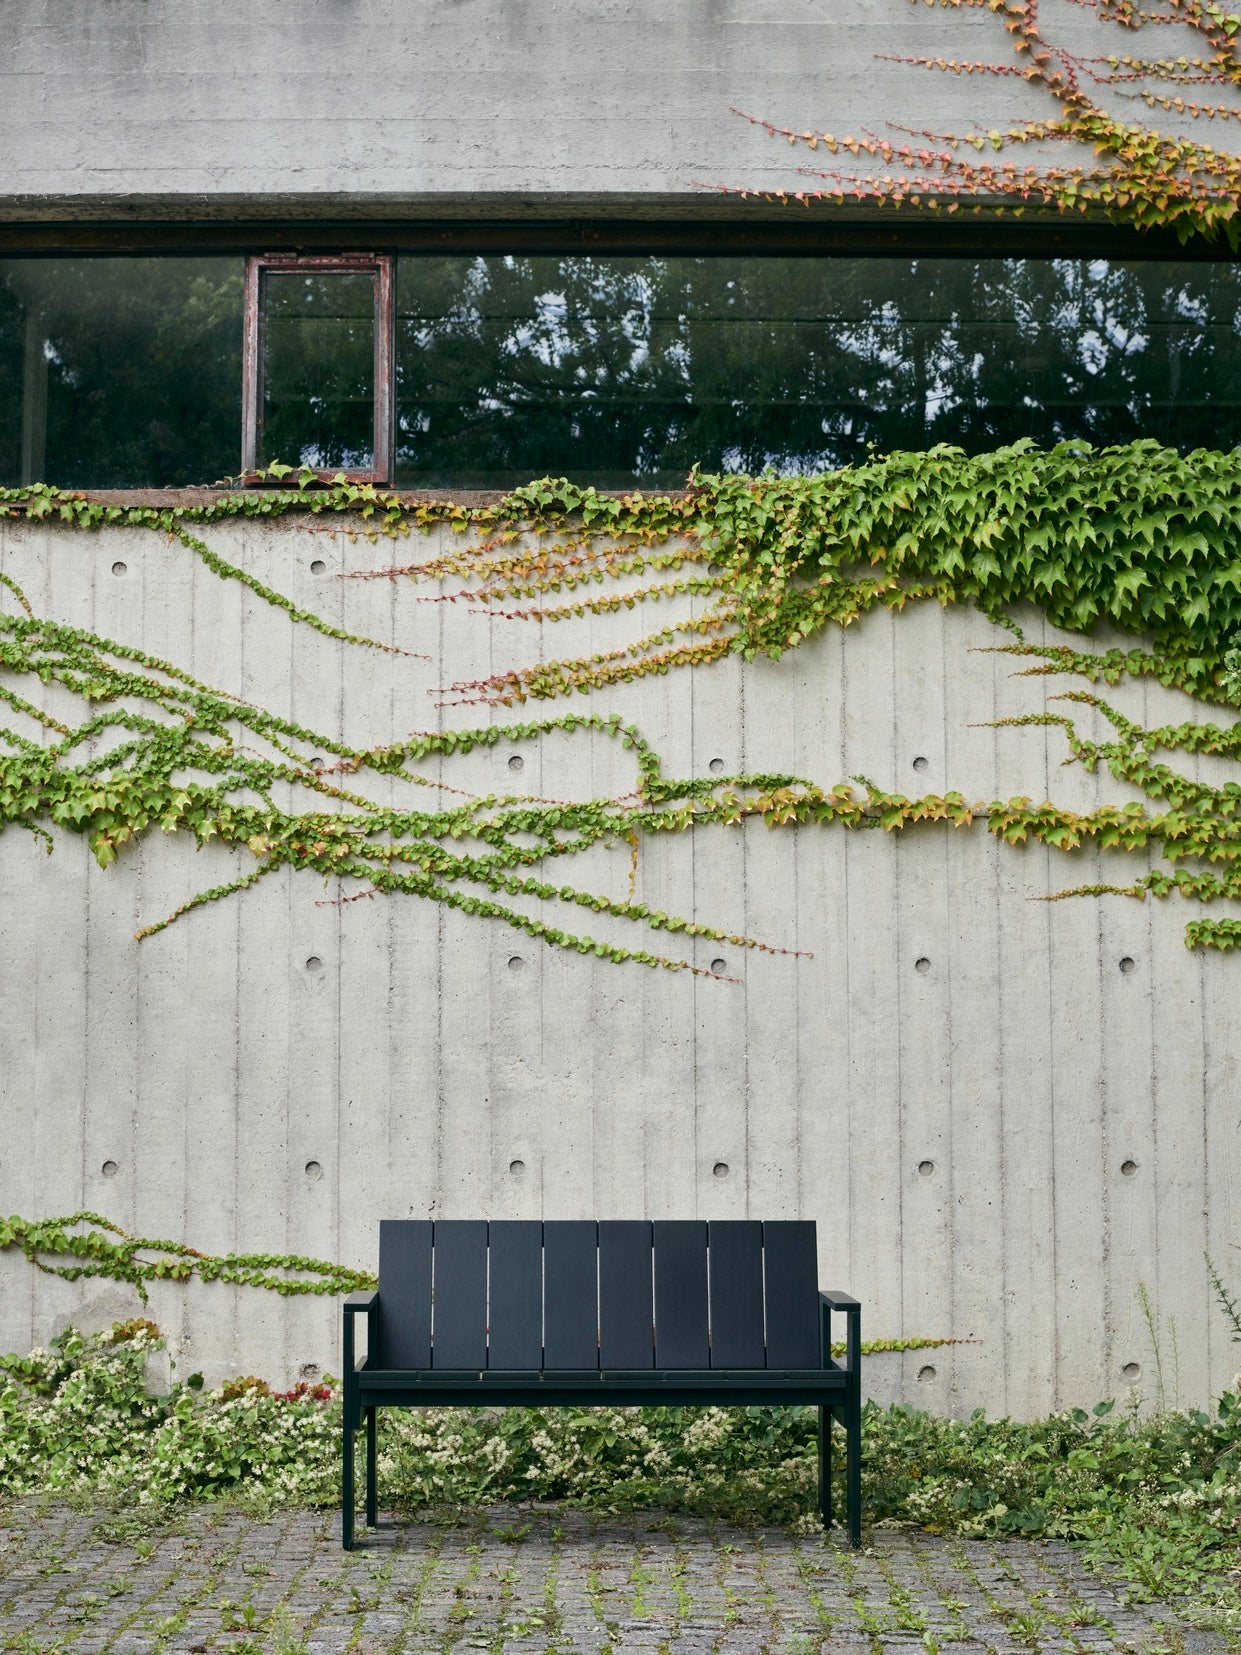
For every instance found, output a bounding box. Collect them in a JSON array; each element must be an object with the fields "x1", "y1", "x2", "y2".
[{"x1": 376, "y1": 1220, "x2": 820, "y2": 1371}]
